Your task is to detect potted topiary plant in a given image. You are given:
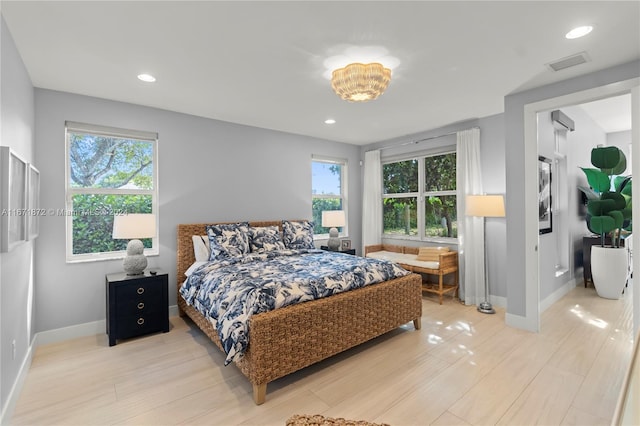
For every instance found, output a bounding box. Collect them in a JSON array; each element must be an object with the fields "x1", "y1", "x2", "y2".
[{"x1": 580, "y1": 145, "x2": 632, "y2": 299}]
